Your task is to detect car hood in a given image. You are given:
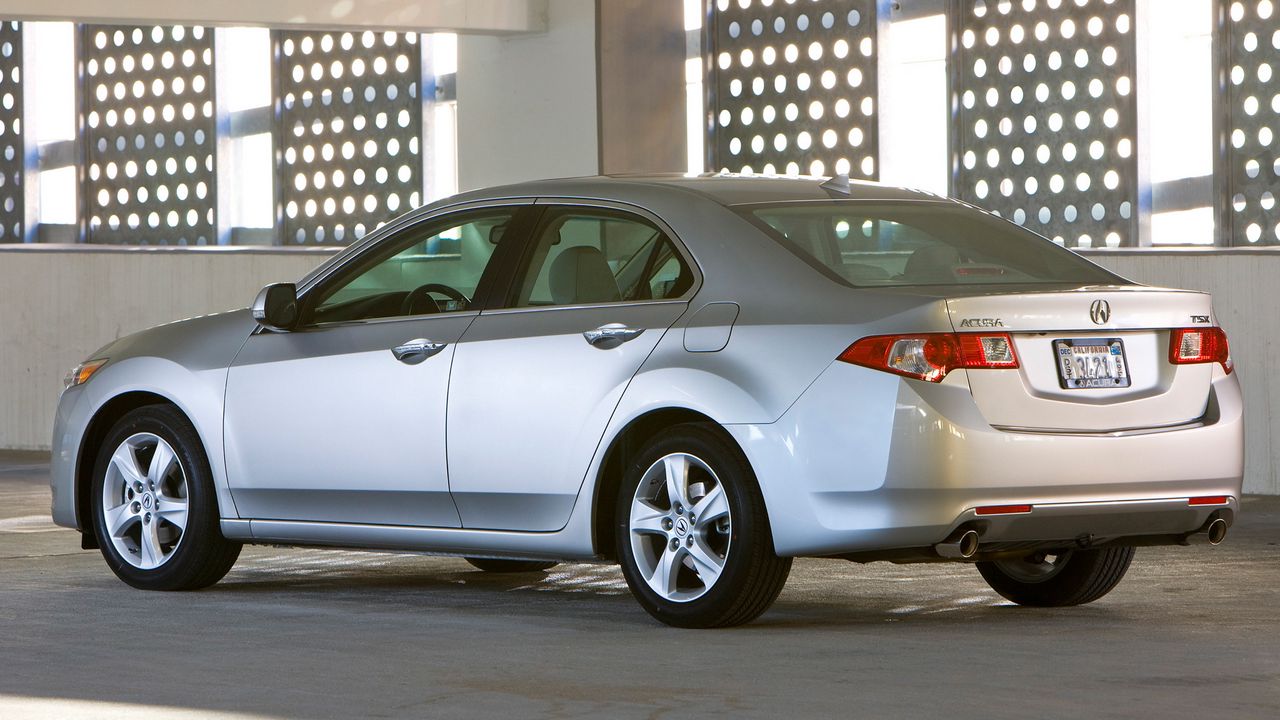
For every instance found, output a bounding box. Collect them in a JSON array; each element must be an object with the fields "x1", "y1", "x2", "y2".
[{"x1": 93, "y1": 308, "x2": 259, "y2": 372}]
